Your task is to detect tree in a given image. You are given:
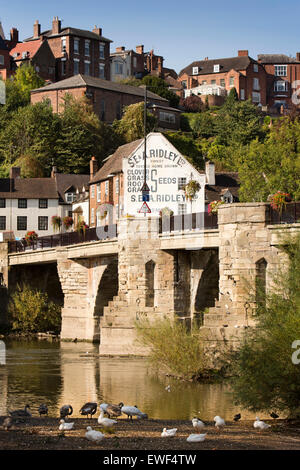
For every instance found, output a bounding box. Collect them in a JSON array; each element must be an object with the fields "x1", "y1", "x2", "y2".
[
  {"x1": 113, "y1": 101, "x2": 157, "y2": 142},
  {"x1": 120, "y1": 75, "x2": 180, "y2": 108},
  {"x1": 179, "y1": 95, "x2": 203, "y2": 113},
  {"x1": 229, "y1": 234, "x2": 300, "y2": 417}
]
